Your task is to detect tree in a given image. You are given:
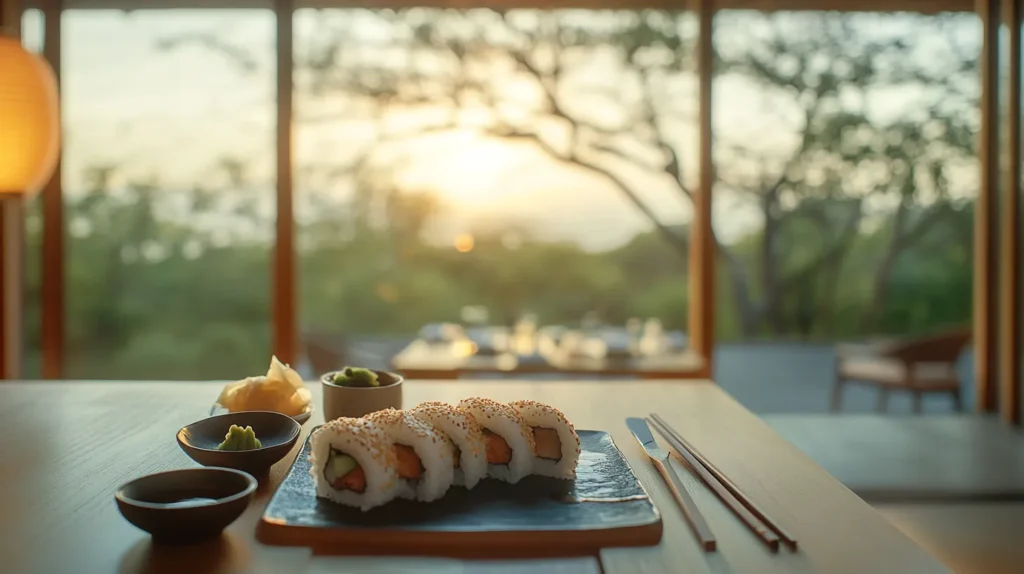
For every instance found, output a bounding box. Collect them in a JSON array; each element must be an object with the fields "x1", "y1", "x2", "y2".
[
  {"x1": 718, "y1": 12, "x2": 977, "y2": 333},
  {"x1": 287, "y1": 8, "x2": 977, "y2": 337},
  {"x1": 120, "y1": 7, "x2": 976, "y2": 356}
]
